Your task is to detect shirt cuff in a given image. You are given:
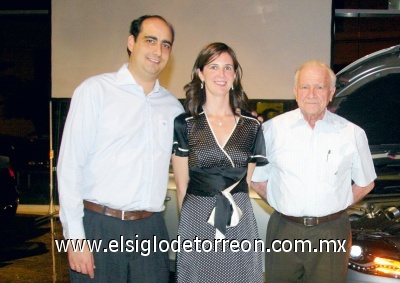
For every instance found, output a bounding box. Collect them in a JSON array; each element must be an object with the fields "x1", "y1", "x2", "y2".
[
  {"x1": 63, "y1": 220, "x2": 86, "y2": 239},
  {"x1": 251, "y1": 164, "x2": 269, "y2": 182}
]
